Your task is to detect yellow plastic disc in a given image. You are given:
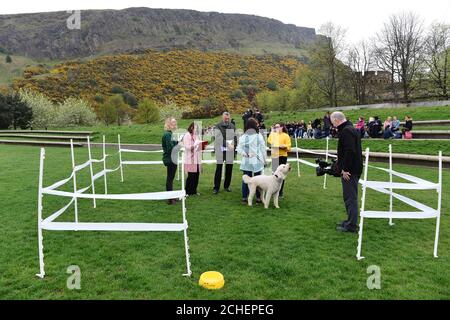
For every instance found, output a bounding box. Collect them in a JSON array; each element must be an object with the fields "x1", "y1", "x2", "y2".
[{"x1": 199, "y1": 271, "x2": 225, "y2": 290}]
